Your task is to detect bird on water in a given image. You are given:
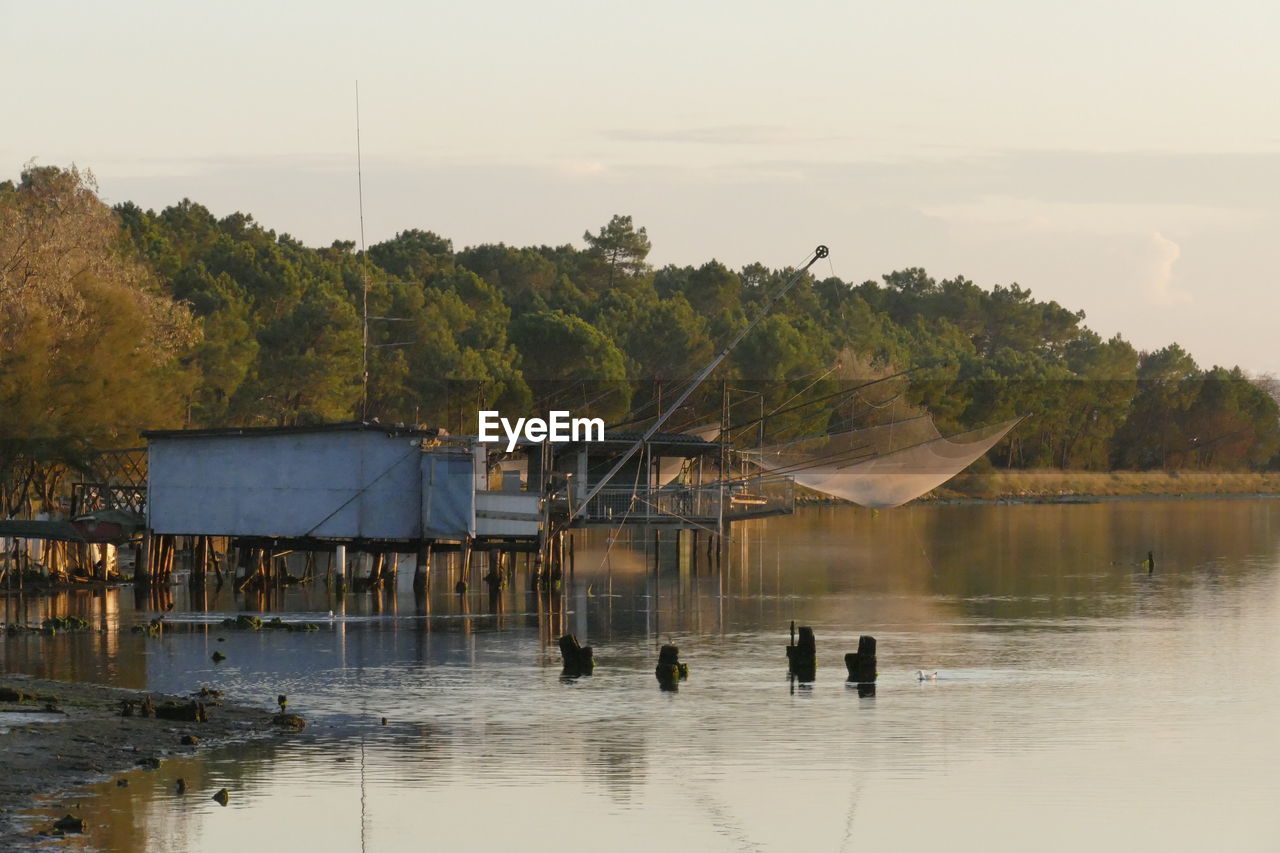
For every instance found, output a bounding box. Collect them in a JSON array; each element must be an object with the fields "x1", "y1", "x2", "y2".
[{"x1": 917, "y1": 670, "x2": 938, "y2": 681}]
